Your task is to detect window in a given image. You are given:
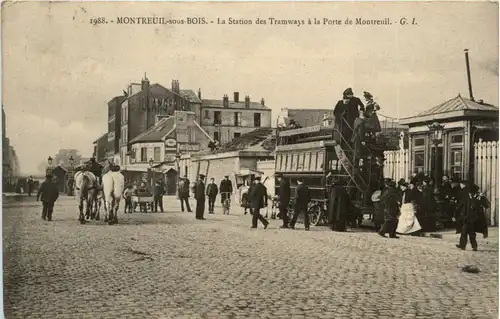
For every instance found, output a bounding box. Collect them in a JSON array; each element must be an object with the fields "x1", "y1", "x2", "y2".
[
  {"x1": 204, "y1": 110, "x2": 210, "y2": 119},
  {"x1": 254, "y1": 113, "x2": 261, "y2": 127},
  {"x1": 285, "y1": 154, "x2": 291, "y2": 171},
  {"x1": 451, "y1": 134, "x2": 463, "y2": 144},
  {"x1": 214, "y1": 111, "x2": 221, "y2": 125},
  {"x1": 316, "y1": 151, "x2": 324, "y2": 171},
  {"x1": 297, "y1": 153, "x2": 304, "y2": 171},
  {"x1": 276, "y1": 154, "x2": 282, "y2": 171},
  {"x1": 304, "y1": 152, "x2": 311, "y2": 171},
  {"x1": 234, "y1": 112, "x2": 242, "y2": 126},
  {"x1": 234, "y1": 132, "x2": 241, "y2": 139},
  {"x1": 450, "y1": 148, "x2": 462, "y2": 178},
  {"x1": 153, "y1": 147, "x2": 161, "y2": 162},
  {"x1": 140, "y1": 147, "x2": 147, "y2": 162},
  {"x1": 414, "y1": 137, "x2": 425, "y2": 147},
  {"x1": 214, "y1": 131, "x2": 220, "y2": 141},
  {"x1": 414, "y1": 150, "x2": 425, "y2": 173},
  {"x1": 310, "y1": 152, "x2": 318, "y2": 171}
]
